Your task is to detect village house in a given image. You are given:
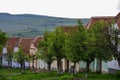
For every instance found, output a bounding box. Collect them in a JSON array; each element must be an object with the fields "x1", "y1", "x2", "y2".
[
  {"x1": 2, "y1": 36, "x2": 47, "y2": 70},
  {"x1": 79, "y1": 12, "x2": 120, "y2": 73}
]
